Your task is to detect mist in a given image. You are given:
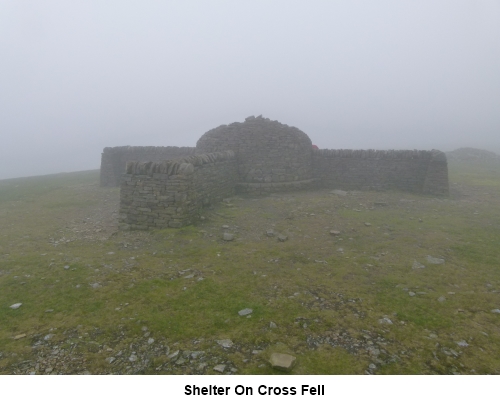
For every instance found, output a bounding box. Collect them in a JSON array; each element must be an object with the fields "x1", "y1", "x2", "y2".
[{"x1": 1, "y1": 1, "x2": 499, "y2": 180}]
